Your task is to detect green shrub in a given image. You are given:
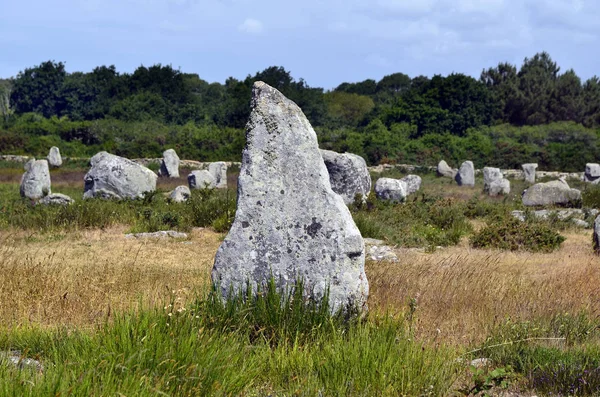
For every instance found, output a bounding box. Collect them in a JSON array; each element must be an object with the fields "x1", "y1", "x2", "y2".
[
  {"x1": 471, "y1": 216, "x2": 565, "y2": 252},
  {"x1": 582, "y1": 185, "x2": 600, "y2": 209}
]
